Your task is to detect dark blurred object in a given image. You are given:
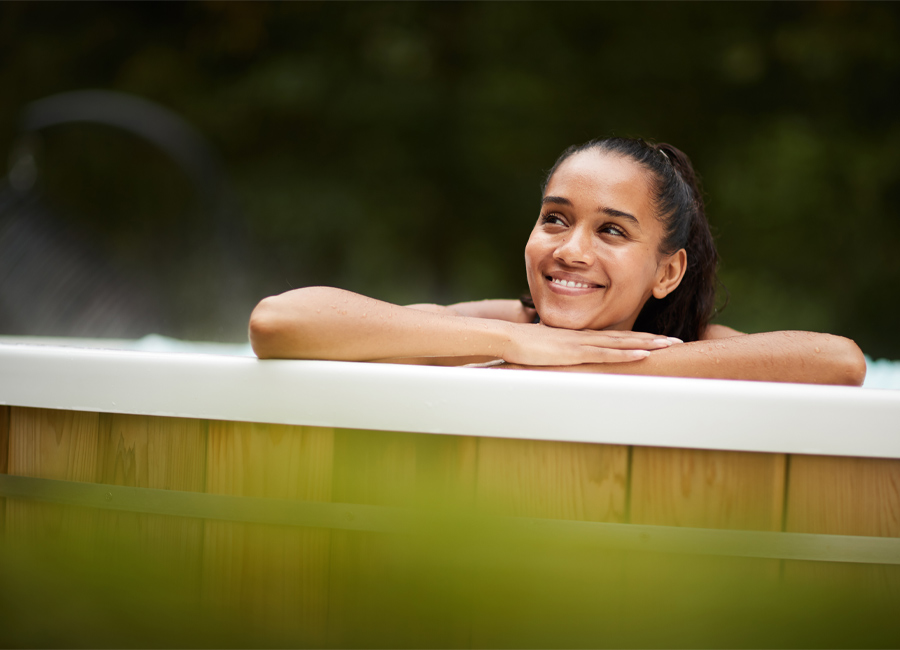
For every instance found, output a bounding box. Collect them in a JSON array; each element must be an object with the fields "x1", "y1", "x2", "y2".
[{"x1": 0, "y1": 90, "x2": 249, "y2": 341}]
